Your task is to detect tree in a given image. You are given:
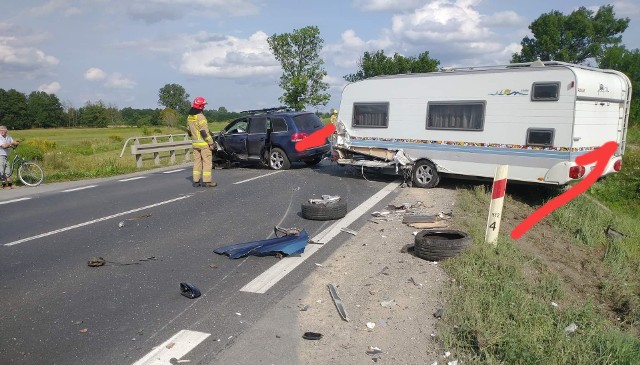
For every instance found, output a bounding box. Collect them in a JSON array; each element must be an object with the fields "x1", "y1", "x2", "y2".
[
  {"x1": 79, "y1": 101, "x2": 110, "y2": 128},
  {"x1": 0, "y1": 89, "x2": 29, "y2": 130},
  {"x1": 160, "y1": 108, "x2": 180, "y2": 128},
  {"x1": 599, "y1": 46, "x2": 640, "y2": 126},
  {"x1": 27, "y1": 91, "x2": 66, "y2": 128},
  {"x1": 267, "y1": 26, "x2": 330, "y2": 111},
  {"x1": 511, "y1": 5, "x2": 629, "y2": 64},
  {"x1": 344, "y1": 50, "x2": 440, "y2": 82},
  {"x1": 158, "y1": 84, "x2": 190, "y2": 114}
]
